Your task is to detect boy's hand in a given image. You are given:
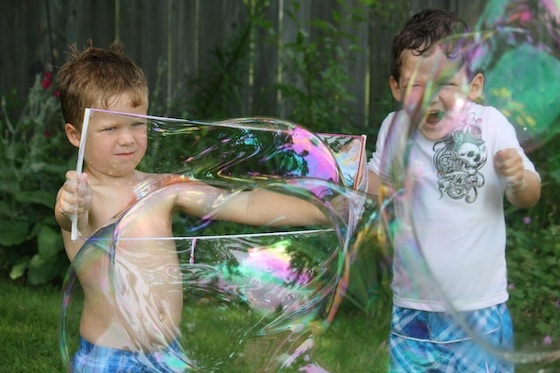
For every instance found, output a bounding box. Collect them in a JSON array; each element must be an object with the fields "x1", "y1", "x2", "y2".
[
  {"x1": 59, "y1": 171, "x2": 93, "y2": 219},
  {"x1": 494, "y1": 148, "x2": 525, "y2": 191},
  {"x1": 330, "y1": 194, "x2": 349, "y2": 221}
]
